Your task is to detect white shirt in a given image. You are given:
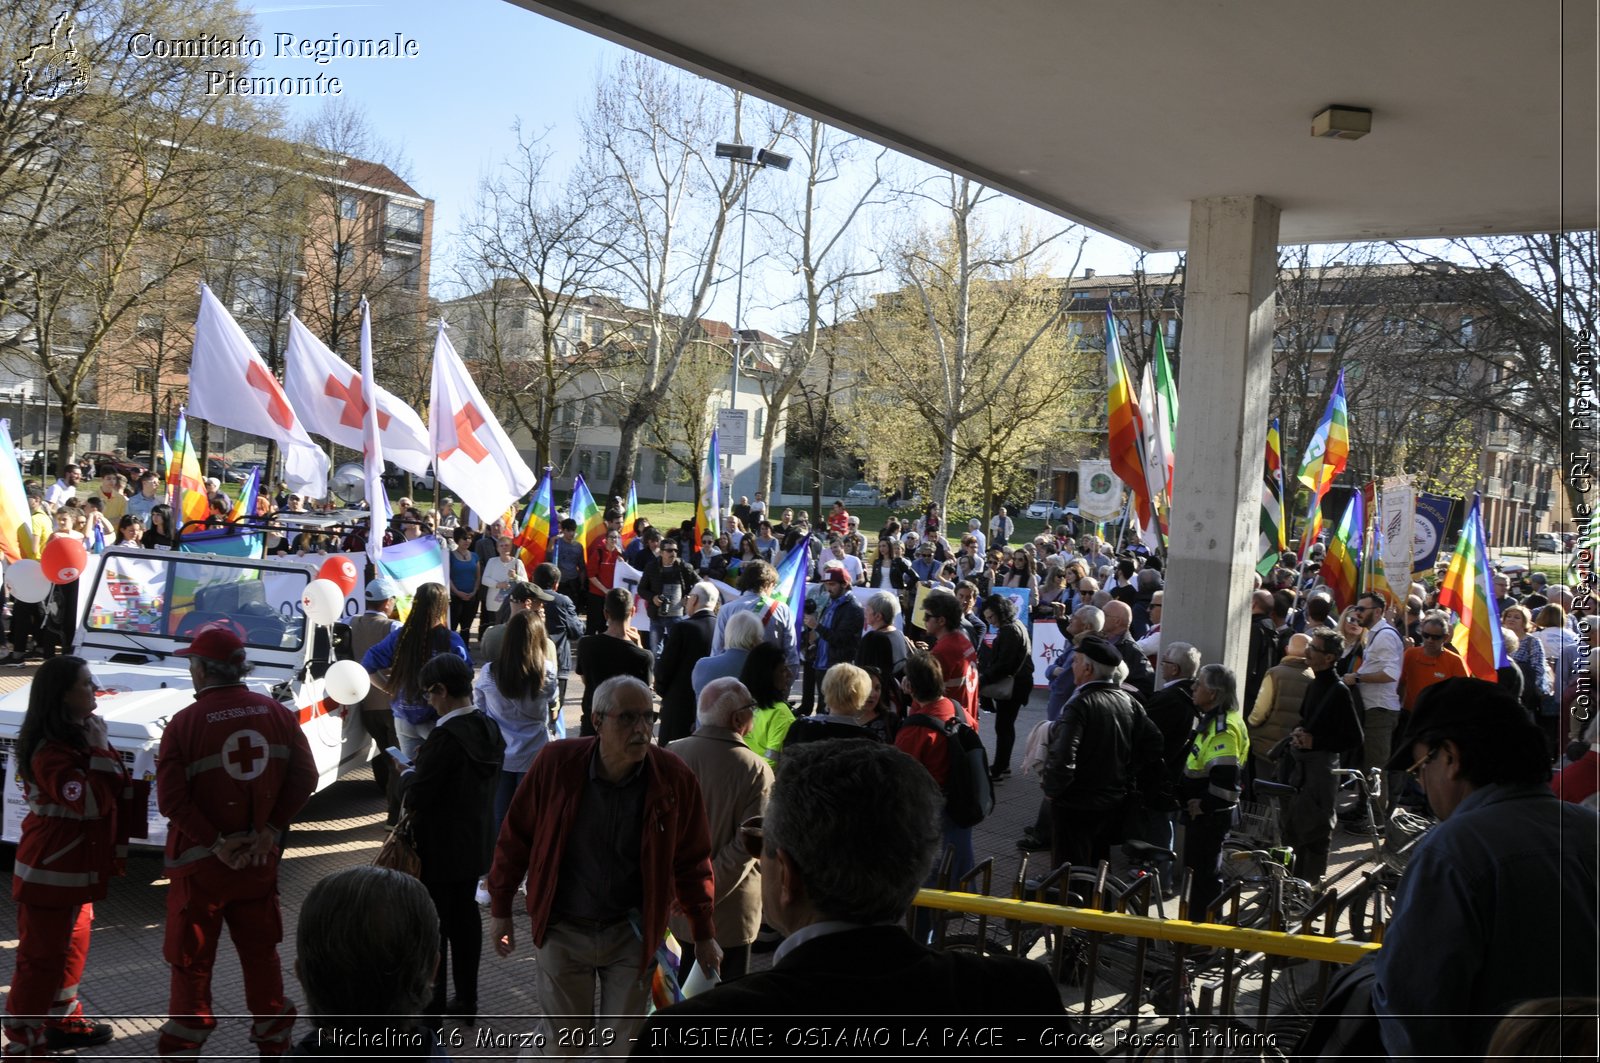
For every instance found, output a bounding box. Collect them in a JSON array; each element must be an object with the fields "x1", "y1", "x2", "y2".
[
  {"x1": 1356, "y1": 619, "x2": 1404, "y2": 711},
  {"x1": 45, "y1": 479, "x2": 77, "y2": 507},
  {"x1": 990, "y1": 514, "x2": 1014, "y2": 540},
  {"x1": 835, "y1": 553, "x2": 863, "y2": 583}
]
